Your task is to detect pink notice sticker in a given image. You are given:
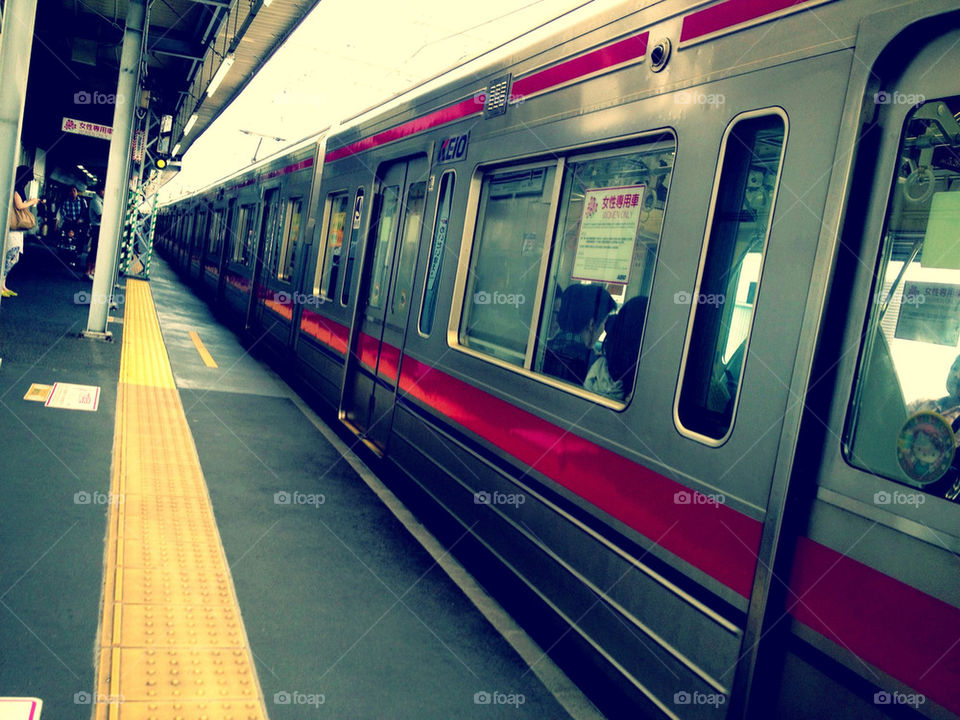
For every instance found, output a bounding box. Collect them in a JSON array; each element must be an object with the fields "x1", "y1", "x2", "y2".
[
  {"x1": 43, "y1": 382, "x2": 101, "y2": 412},
  {"x1": 0, "y1": 698, "x2": 43, "y2": 720}
]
